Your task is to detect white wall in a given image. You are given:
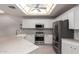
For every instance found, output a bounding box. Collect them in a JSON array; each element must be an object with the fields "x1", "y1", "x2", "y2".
[
  {"x1": 0, "y1": 15, "x2": 21, "y2": 39},
  {"x1": 22, "y1": 18, "x2": 55, "y2": 28}
]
